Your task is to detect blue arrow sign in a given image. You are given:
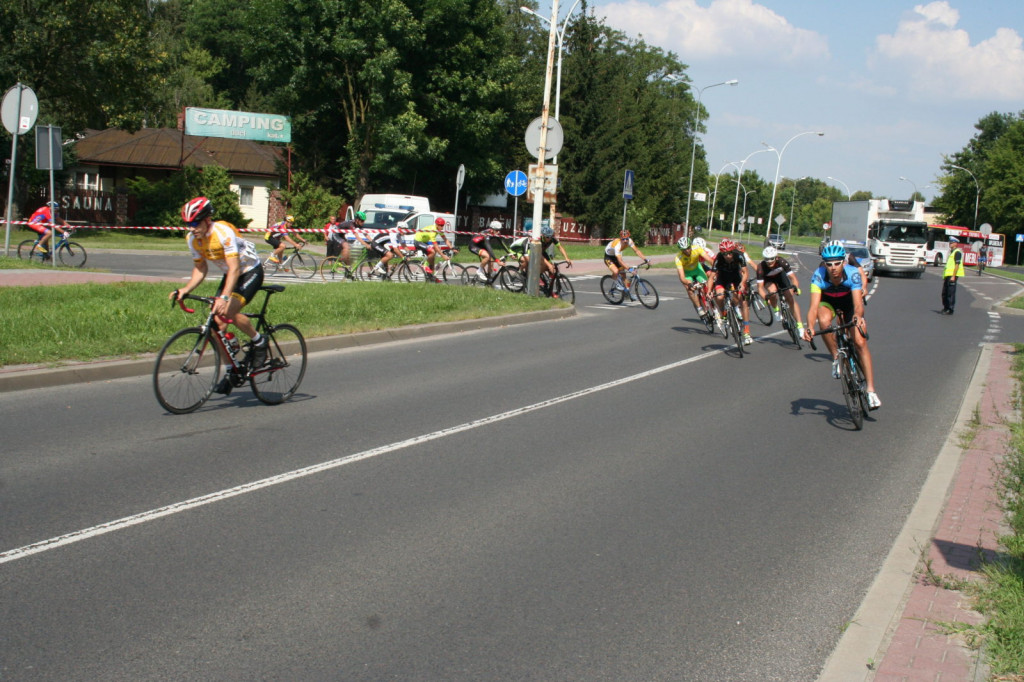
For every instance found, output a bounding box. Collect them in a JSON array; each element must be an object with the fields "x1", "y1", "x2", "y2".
[
  {"x1": 623, "y1": 169, "x2": 635, "y2": 200},
  {"x1": 505, "y1": 170, "x2": 528, "y2": 197}
]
